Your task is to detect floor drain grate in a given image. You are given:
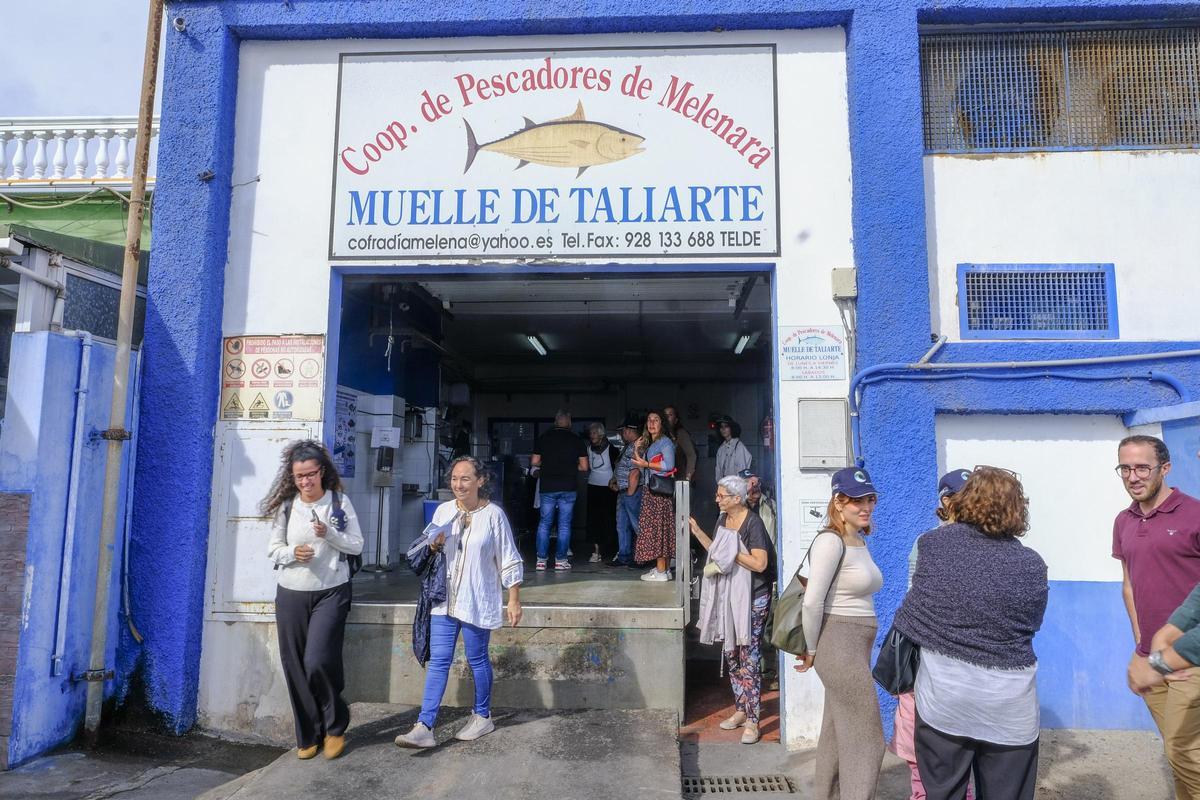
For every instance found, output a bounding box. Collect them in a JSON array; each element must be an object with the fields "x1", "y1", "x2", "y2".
[{"x1": 681, "y1": 774, "x2": 796, "y2": 795}]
